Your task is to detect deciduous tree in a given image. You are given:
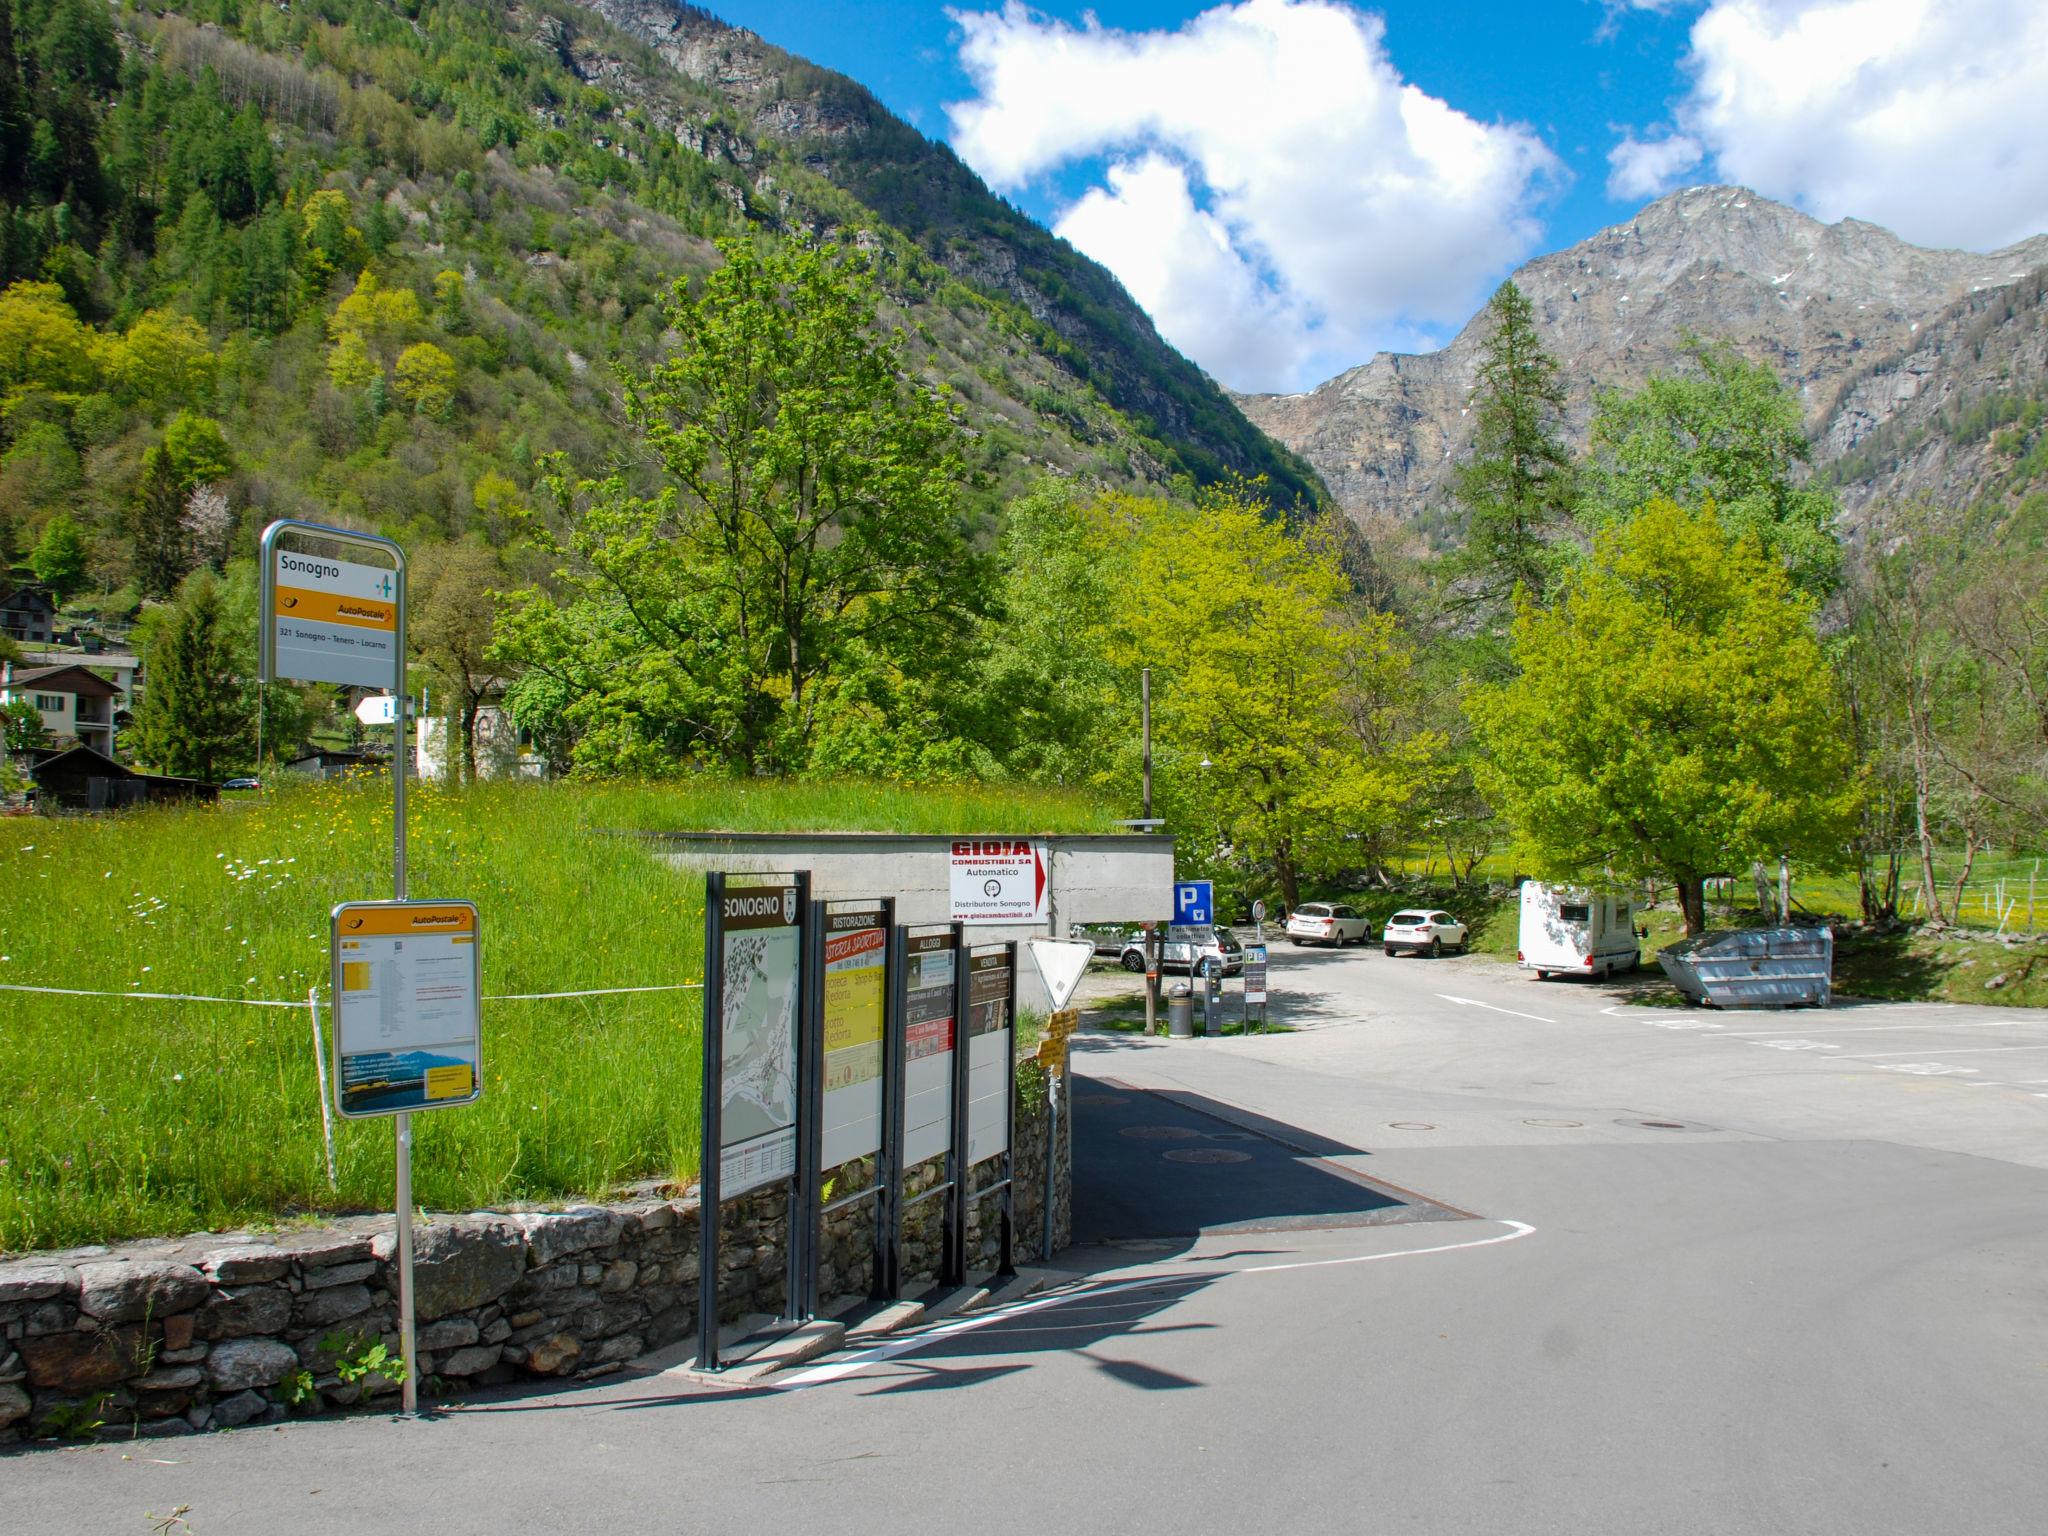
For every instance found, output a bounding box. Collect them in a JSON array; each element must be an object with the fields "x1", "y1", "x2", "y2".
[
  {"x1": 29, "y1": 510, "x2": 86, "y2": 601},
  {"x1": 1467, "y1": 499, "x2": 1859, "y2": 934}
]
